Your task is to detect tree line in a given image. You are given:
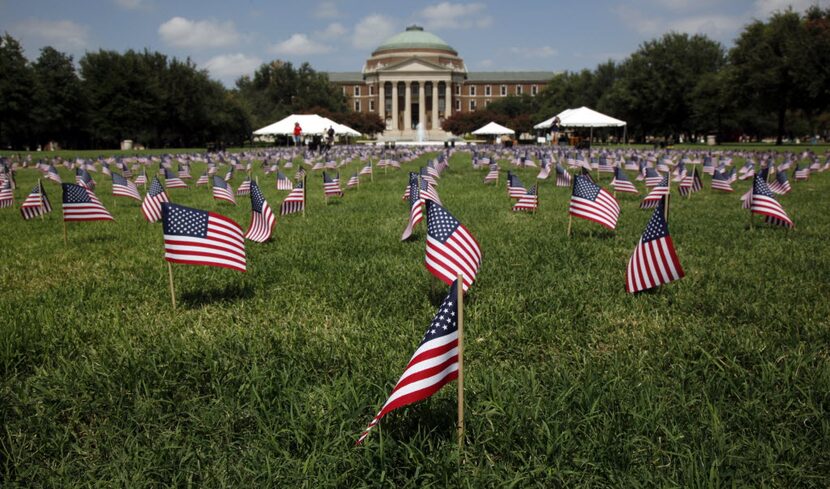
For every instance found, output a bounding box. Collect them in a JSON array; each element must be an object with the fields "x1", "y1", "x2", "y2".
[{"x1": 444, "y1": 7, "x2": 830, "y2": 144}]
